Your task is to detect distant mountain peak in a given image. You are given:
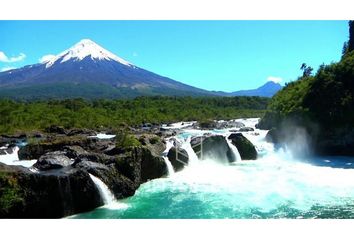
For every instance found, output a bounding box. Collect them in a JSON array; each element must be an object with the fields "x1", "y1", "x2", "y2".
[
  {"x1": 45, "y1": 39, "x2": 133, "y2": 68},
  {"x1": 0, "y1": 39, "x2": 212, "y2": 99},
  {"x1": 230, "y1": 81, "x2": 282, "y2": 97}
]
